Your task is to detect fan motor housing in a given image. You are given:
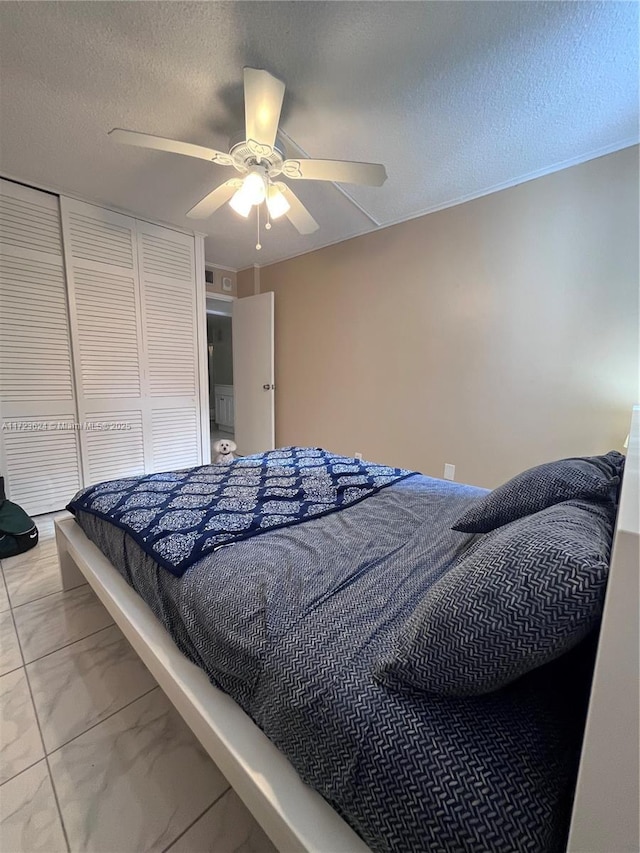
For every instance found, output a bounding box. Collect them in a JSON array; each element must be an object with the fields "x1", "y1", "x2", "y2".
[{"x1": 228, "y1": 132, "x2": 287, "y2": 177}]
